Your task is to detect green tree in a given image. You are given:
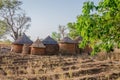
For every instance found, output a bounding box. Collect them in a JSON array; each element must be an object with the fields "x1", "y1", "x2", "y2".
[
  {"x1": 0, "y1": 0, "x2": 31, "y2": 40},
  {"x1": 0, "y1": 0, "x2": 6, "y2": 38},
  {"x1": 67, "y1": 22, "x2": 79, "y2": 39},
  {"x1": 0, "y1": 0, "x2": 3, "y2": 8},
  {"x1": 51, "y1": 32, "x2": 61, "y2": 41},
  {"x1": 51, "y1": 25, "x2": 67, "y2": 41},
  {"x1": 0, "y1": 20, "x2": 7, "y2": 38},
  {"x1": 76, "y1": 0, "x2": 120, "y2": 55}
]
